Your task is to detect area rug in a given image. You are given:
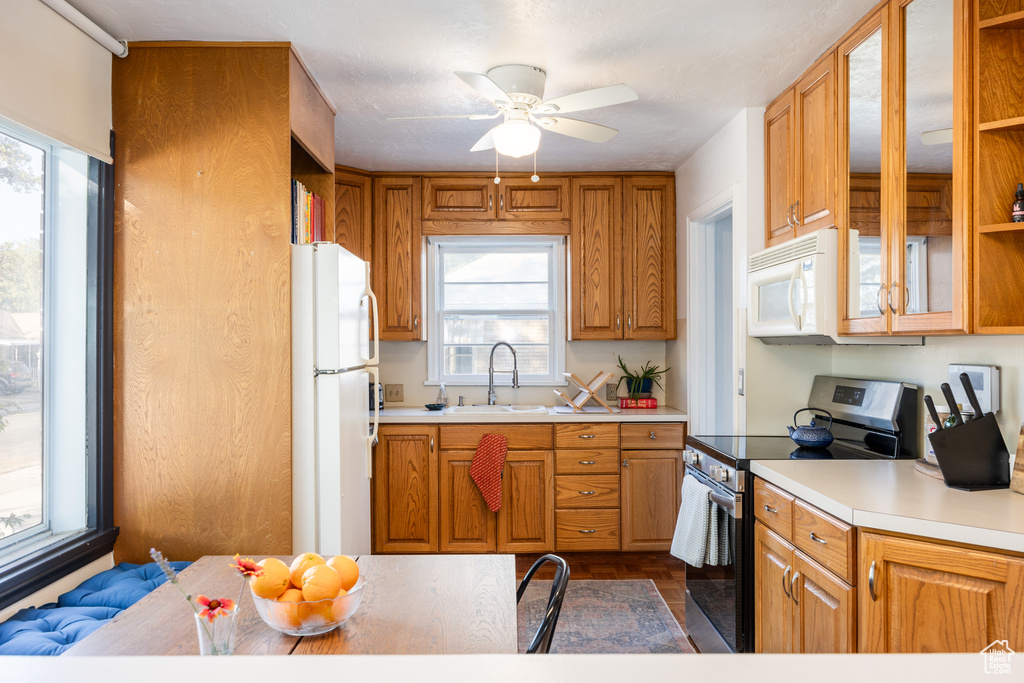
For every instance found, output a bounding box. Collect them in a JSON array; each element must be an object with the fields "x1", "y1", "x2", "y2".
[{"x1": 517, "y1": 580, "x2": 696, "y2": 654}]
